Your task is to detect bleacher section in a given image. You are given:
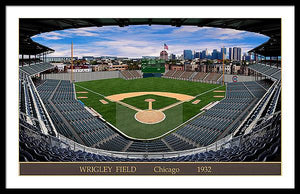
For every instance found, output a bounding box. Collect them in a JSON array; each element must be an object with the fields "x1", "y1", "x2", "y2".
[
  {"x1": 179, "y1": 71, "x2": 194, "y2": 80},
  {"x1": 248, "y1": 64, "x2": 281, "y2": 80},
  {"x1": 163, "y1": 70, "x2": 221, "y2": 83},
  {"x1": 120, "y1": 70, "x2": 142, "y2": 80},
  {"x1": 169, "y1": 70, "x2": 184, "y2": 78},
  {"x1": 130, "y1": 70, "x2": 143, "y2": 78},
  {"x1": 162, "y1": 70, "x2": 175, "y2": 78},
  {"x1": 191, "y1": 72, "x2": 208, "y2": 81},
  {"x1": 203, "y1": 72, "x2": 222, "y2": 82},
  {"x1": 19, "y1": 63, "x2": 54, "y2": 76}
]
